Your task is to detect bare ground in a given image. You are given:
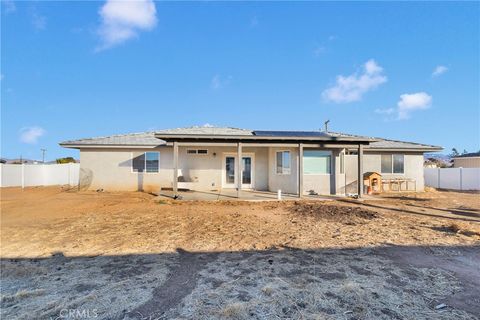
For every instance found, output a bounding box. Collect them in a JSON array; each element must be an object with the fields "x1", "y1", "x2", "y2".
[{"x1": 1, "y1": 187, "x2": 479, "y2": 319}]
